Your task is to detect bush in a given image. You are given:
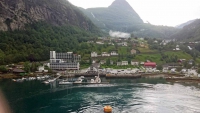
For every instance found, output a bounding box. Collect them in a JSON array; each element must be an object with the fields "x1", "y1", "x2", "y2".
[{"x1": 0, "y1": 66, "x2": 8, "y2": 73}]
